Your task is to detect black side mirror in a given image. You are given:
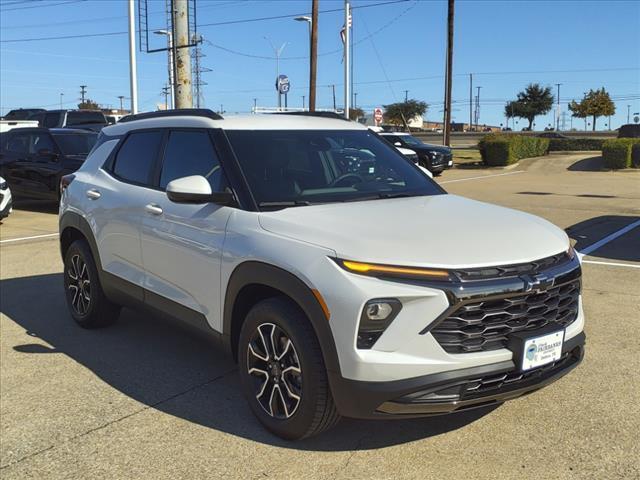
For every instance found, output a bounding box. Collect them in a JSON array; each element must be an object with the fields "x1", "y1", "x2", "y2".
[{"x1": 165, "y1": 175, "x2": 235, "y2": 205}]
